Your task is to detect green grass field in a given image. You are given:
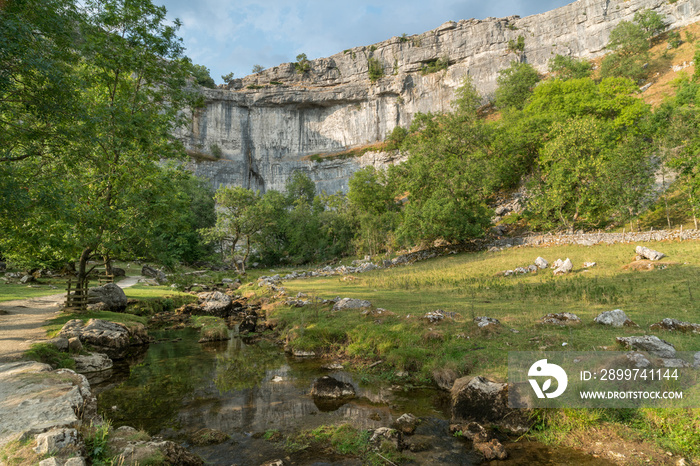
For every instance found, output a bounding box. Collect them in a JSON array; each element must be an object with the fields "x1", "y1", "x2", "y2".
[
  {"x1": 252, "y1": 239, "x2": 700, "y2": 460},
  {"x1": 260, "y1": 240, "x2": 700, "y2": 381}
]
